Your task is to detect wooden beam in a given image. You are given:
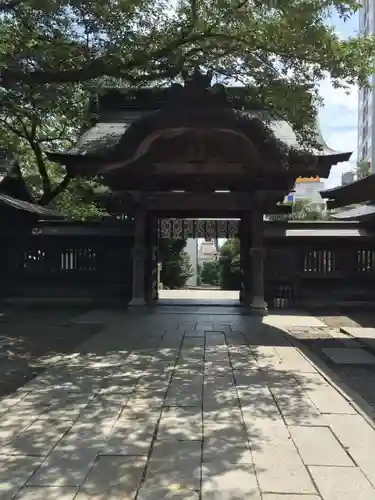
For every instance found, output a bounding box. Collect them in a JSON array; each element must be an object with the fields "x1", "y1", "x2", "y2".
[
  {"x1": 133, "y1": 191, "x2": 287, "y2": 211},
  {"x1": 142, "y1": 192, "x2": 252, "y2": 211}
]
